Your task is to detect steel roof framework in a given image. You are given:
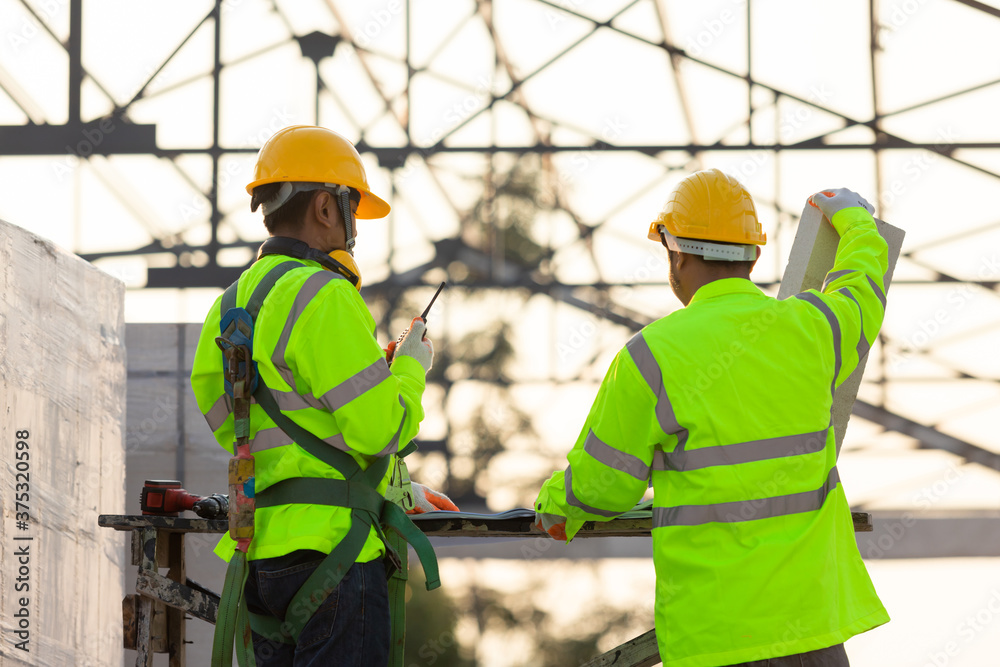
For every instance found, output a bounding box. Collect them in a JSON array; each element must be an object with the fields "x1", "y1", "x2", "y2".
[{"x1": 2, "y1": 0, "x2": 999, "y2": 511}]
